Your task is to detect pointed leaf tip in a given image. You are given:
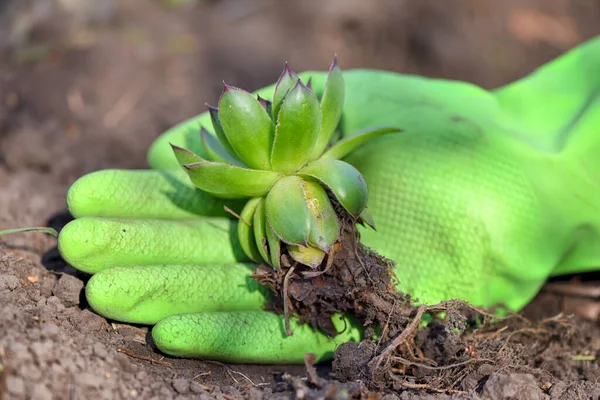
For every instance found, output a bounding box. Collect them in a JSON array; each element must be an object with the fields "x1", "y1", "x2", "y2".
[
  {"x1": 207, "y1": 102, "x2": 239, "y2": 159},
  {"x1": 273, "y1": 63, "x2": 301, "y2": 121},
  {"x1": 311, "y1": 58, "x2": 344, "y2": 159},
  {"x1": 306, "y1": 77, "x2": 313, "y2": 90},
  {"x1": 331, "y1": 55, "x2": 339, "y2": 69},
  {"x1": 205, "y1": 103, "x2": 217, "y2": 112},
  {"x1": 359, "y1": 207, "x2": 376, "y2": 230},
  {"x1": 257, "y1": 95, "x2": 273, "y2": 118},
  {"x1": 218, "y1": 86, "x2": 275, "y2": 170},
  {"x1": 283, "y1": 62, "x2": 294, "y2": 76},
  {"x1": 324, "y1": 126, "x2": 401, "y2": 160},
  {"x1": 171, "y1": 143, "x2": 204, "y2": 166},
  {"x1": 270, "y1": 79, "x2": 321, "y2": 173},
  {"x1": 222, "y1": 81, "x2": 233, "y2": 92}
]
